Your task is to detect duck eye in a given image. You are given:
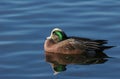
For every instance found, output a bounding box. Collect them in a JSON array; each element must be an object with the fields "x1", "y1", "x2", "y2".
[{"x1": 53, "y1": 31, "x2": 56, "y2": 35}]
